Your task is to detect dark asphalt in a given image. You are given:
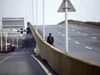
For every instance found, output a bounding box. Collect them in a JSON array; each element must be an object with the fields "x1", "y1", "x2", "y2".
[
  {"x1": 0, "y1": 33, "x2": 47, "y2": 75},
  {"x1": 37, "y1": 21, "x2": 100, "y2": 65}
]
